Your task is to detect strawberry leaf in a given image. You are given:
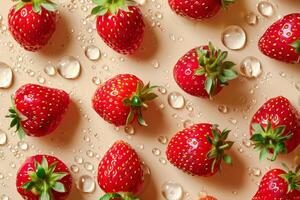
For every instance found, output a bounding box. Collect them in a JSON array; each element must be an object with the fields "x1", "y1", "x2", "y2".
[{"x1": 52, "y1": 182, "x2": 66, "y2": 193}]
